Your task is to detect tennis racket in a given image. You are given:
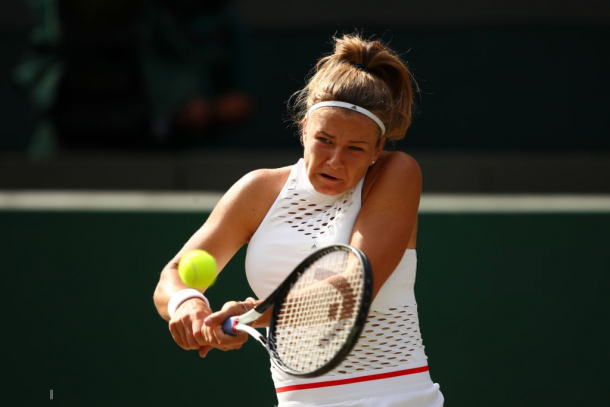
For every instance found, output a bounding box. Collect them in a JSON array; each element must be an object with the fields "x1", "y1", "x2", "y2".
[{"x1": 222, "y1": 244, "x2": 373, "y2": 377}]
